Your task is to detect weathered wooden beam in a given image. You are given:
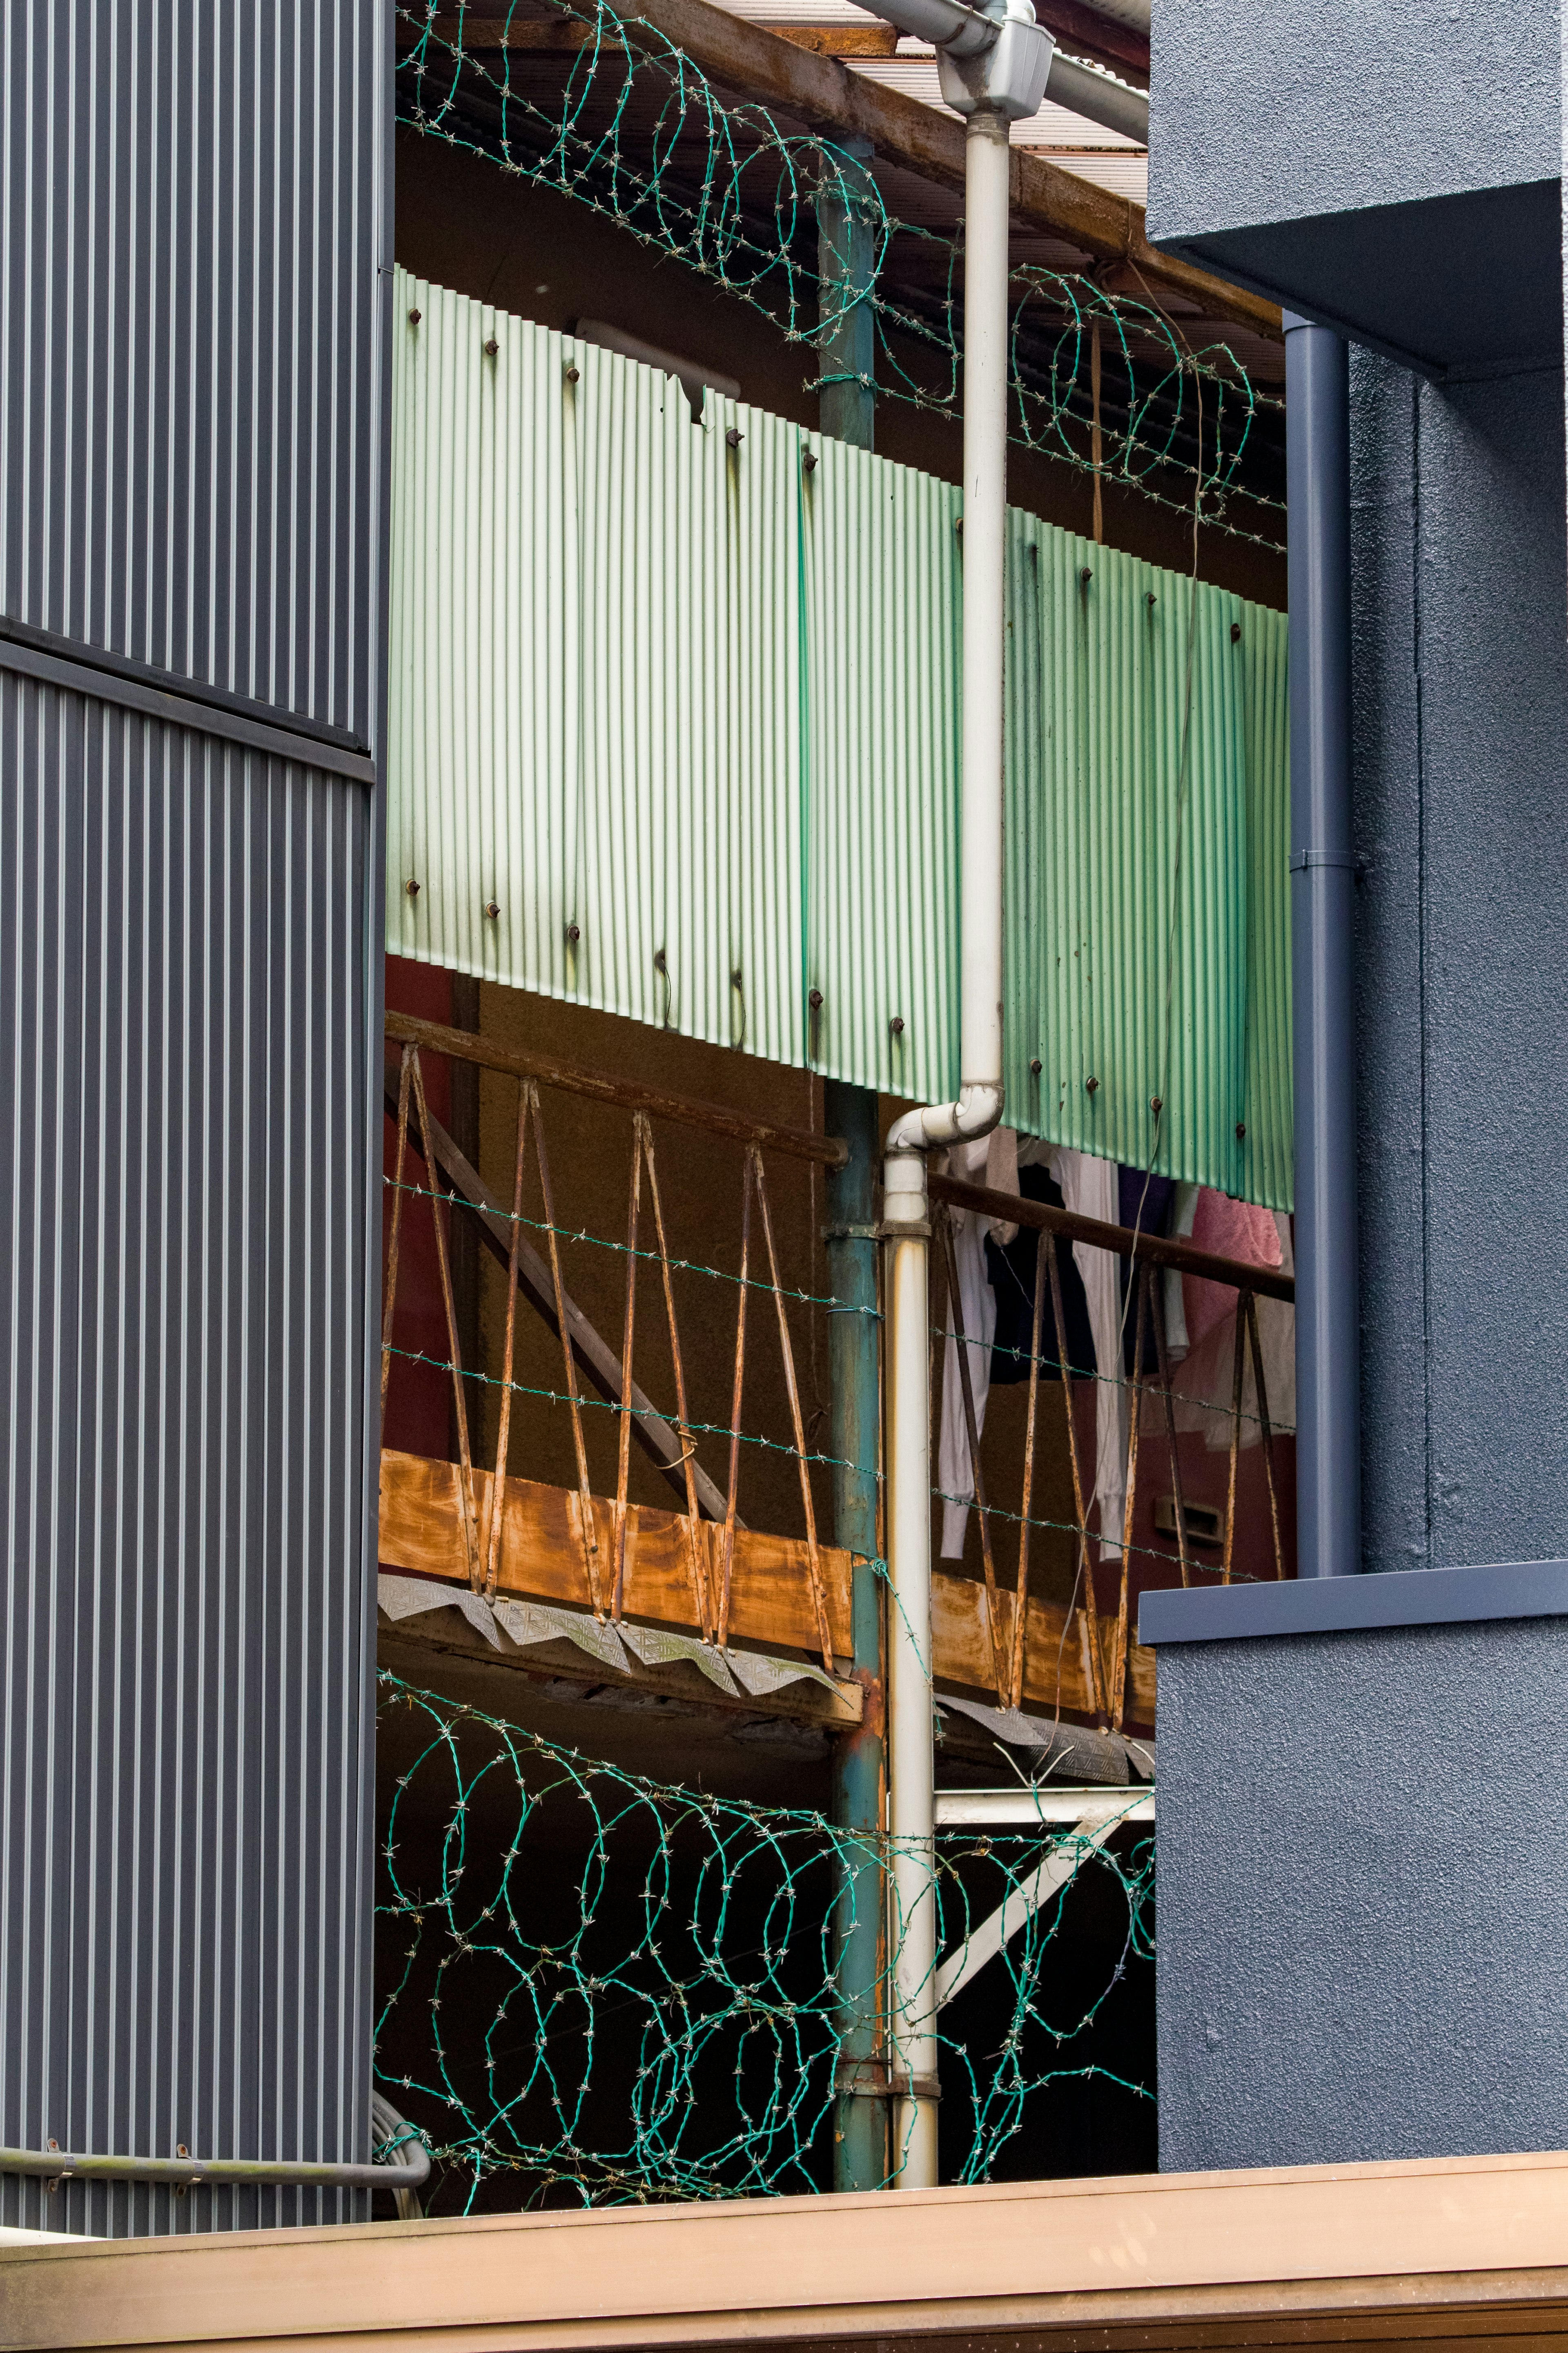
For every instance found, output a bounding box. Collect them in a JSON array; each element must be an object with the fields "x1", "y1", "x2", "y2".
[
  {"x1": 473, "y1": 18, "x2": 902, "y2": 53},
  {"x1": 379, "y1": 1447, "x2": 1156, "y2": 1726},
  {"x1": 383, "y1": 1065, "x2": 735, "y2": 1522},
  {"x1": 764, "y1": 22, "x2": 900, "y2": 56},
  {"x1": 406, "y1": 4, "x2": 1276, "y2": 339},
  {"x1": 387, "y1": 1010, "x2": 846, "y2": 1169},
  {"x1": 381, "y1": 1446, "x2": 850, "y2": 1653}
]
